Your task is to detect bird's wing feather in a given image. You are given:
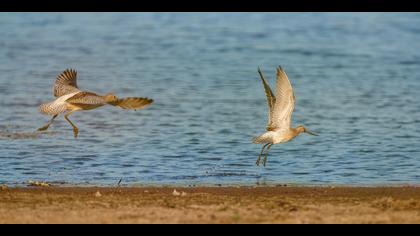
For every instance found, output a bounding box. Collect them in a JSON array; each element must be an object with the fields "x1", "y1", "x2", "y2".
[
  {"x1": 257, "y1": 67, "x2": 276, "y2": 131},
  {"x1": 65, "y1": 91, "x2": 105, "y2": 105},
  {"x1": 108, "y1": 97, "x2": 153, "y2": 110},
  {"x1": 53, "y1": 69, "x2": 81, "y2": 97},
  {"x1": 271, "y1": 66, "x2": 295, "y2": 131}
]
